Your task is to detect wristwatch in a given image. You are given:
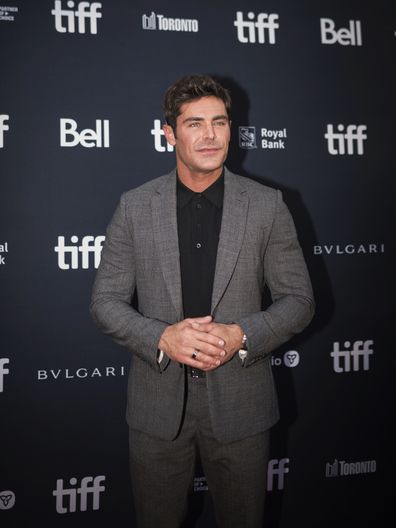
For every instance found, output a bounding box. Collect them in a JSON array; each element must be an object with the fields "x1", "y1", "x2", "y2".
[{"x1": 238, "y1": 334, "x2": 248, "y2": 362}]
